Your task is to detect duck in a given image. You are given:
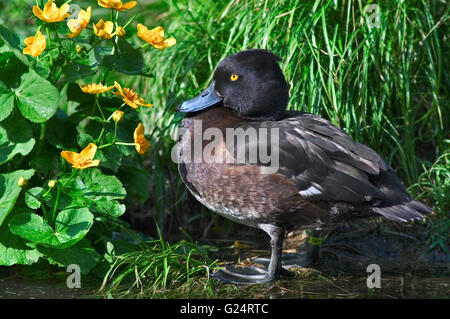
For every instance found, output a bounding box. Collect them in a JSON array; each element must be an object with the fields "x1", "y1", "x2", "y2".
[{"x1": 176, "y1": 49, "x2": 431, "y2": 284}]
